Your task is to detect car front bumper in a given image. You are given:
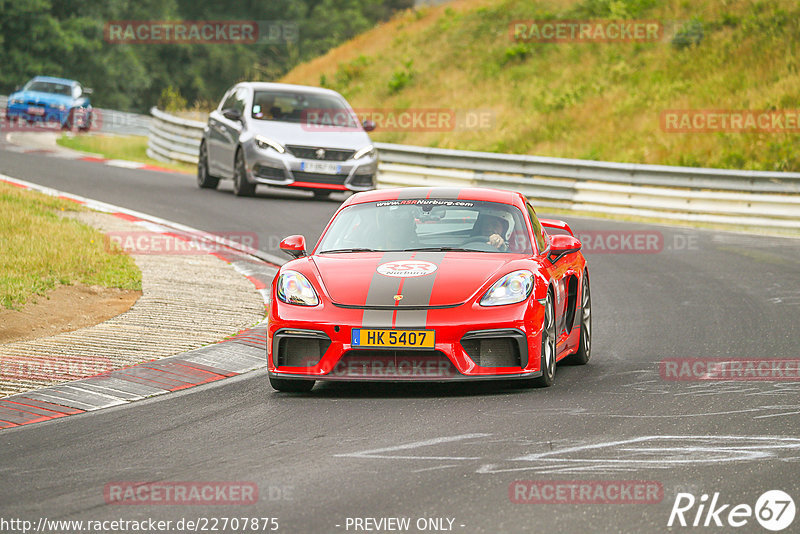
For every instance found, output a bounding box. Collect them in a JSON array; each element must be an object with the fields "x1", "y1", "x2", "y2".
[
  {"x1": 242, "y1": 142, "x2": 377, "y2": 192},
  {"x1": 5, "y1": 102, "x2": 71, "y2": 124},
  {"x1": 267, "y1": 300, "x2": 547, "y2": 382}
]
